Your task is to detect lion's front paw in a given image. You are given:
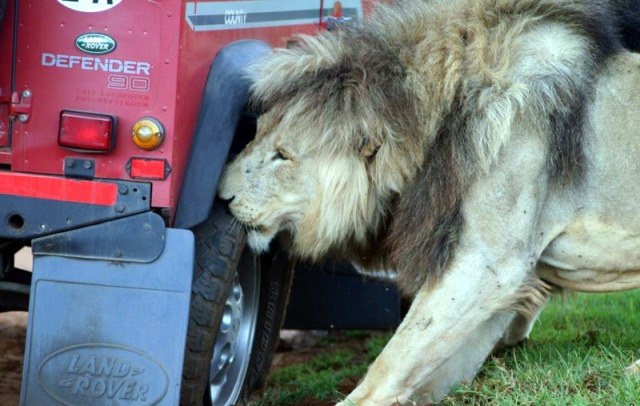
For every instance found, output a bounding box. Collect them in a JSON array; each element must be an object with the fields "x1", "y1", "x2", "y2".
[{"x1": 336, "y1": 398, "x2": 407, "y2": 406}]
